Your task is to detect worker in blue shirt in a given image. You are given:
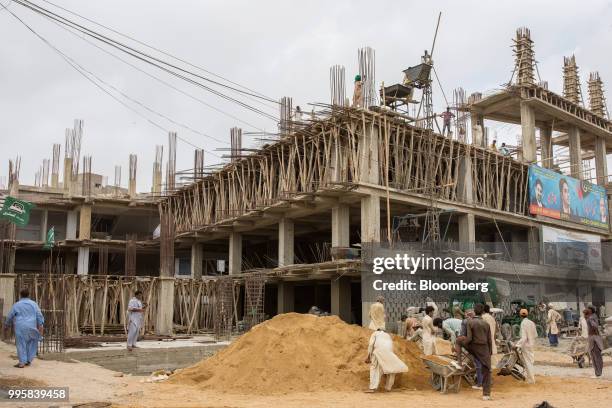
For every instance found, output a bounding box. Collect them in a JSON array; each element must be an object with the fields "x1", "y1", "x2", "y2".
[{"x1": 4, "y1": 288, "x2": 44, "y2": 368}]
